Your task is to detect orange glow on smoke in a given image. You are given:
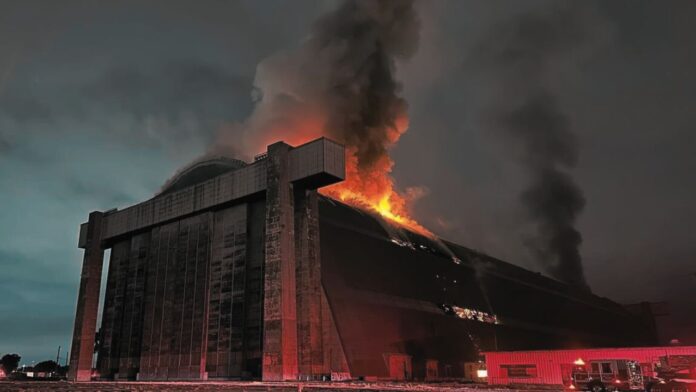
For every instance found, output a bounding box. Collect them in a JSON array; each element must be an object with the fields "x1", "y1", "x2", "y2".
[
  {"x1": 252, "y1": 116, "x2": 326, "y2": 154},
  {"x1": 248, "y1": 111, "x2": 431, "y2": 235}
]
